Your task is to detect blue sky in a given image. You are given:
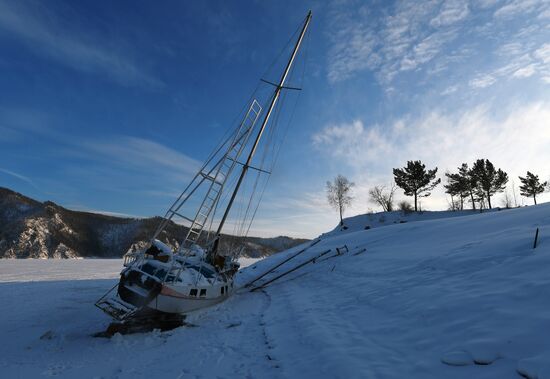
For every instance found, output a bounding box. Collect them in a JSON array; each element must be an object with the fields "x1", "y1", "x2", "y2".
[{"x1": 1, "y1": 0, "x2": 549, "y2": 238}]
